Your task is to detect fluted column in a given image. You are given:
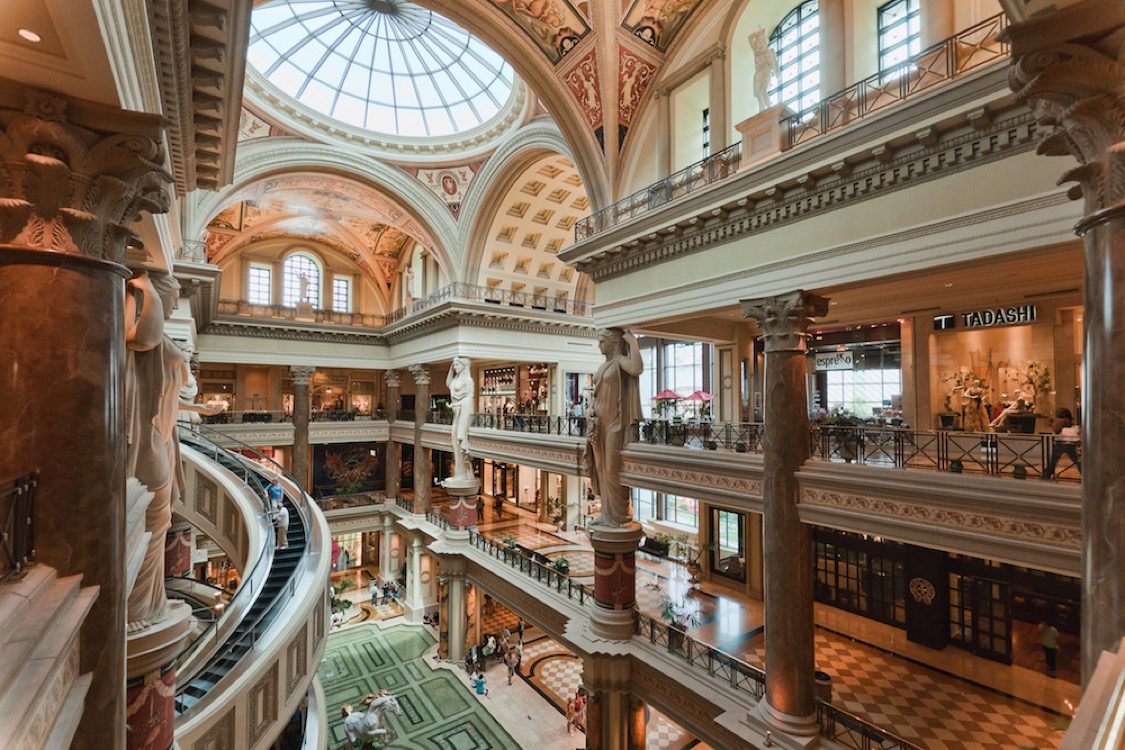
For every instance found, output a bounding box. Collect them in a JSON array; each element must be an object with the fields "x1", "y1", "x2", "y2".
[
  {"x1": 742, "y1": 291, "x2": 829, "y2": 733},
  {"x1": 443, "y1": 557, "x2": 468, "y2": 663},
  {"x1": 385, "y1": 370, "x2": 401, "y2": 499},
  {"x1": 1004, "y1": 0, "x2": 1125, "y2": 685},
  {"x1": 381, "y1": 515, "x2": 395, "y2": 581},
  {"x1": 410, "y1": 365, "x2": 431, "y2": 514},
  {"x1": 0, "y1": 84, "x2": 169, "y2": 750},
  {"x1": 290, "y1": 366, "x2": 314, "y2": 491},
  {"x1": 583, "y1": 656, "x2": 642, "y2": 750},
  {"x1": 408, "y1": 536, "x2": 424, "y2": 623}
]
